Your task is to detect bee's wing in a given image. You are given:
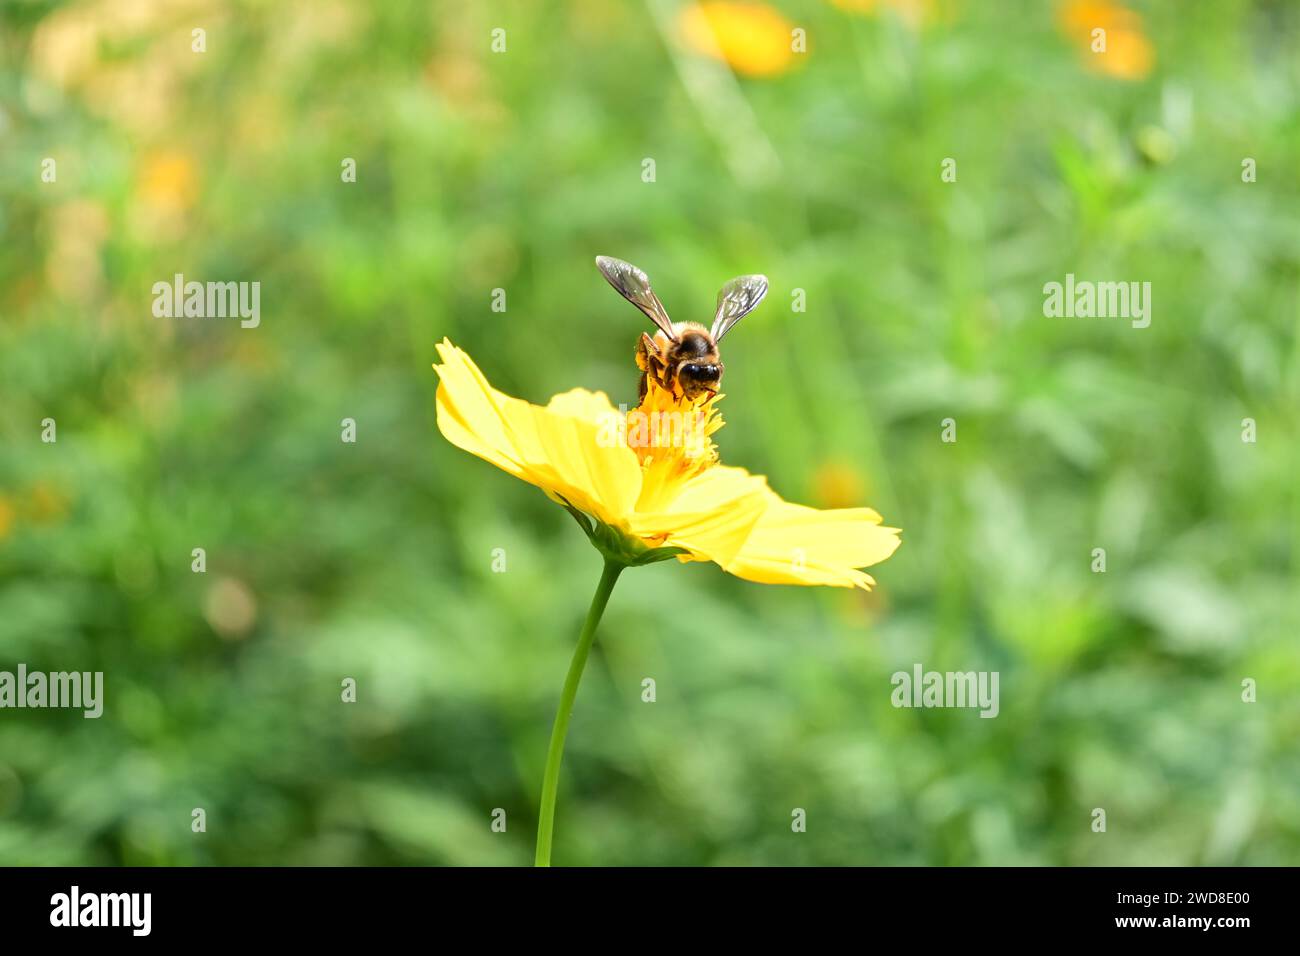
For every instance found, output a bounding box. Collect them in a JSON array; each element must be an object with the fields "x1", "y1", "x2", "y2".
[
  {"x1": 710, "y1": 274, "x2": 768, "y2": 342},
  {"x1": 596, "y1": 256, "x2": 677, "y2": 341}
]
